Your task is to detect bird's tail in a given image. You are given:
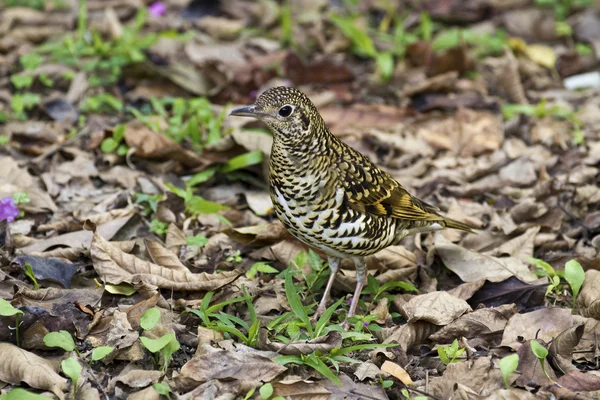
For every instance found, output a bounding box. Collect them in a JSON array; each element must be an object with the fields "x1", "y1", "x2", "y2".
[{"x1": 443, "y1": 217, "x2": 476, "y2": 233}]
